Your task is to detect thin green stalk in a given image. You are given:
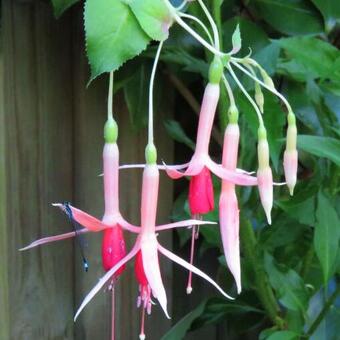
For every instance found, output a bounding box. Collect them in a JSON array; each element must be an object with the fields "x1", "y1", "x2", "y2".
[
  {"x1": 240, "y1": 218, "x2": 285, "y2": 329},
  {"x1": 305, "y1": 284, "x2": 340, "y2": 337}
]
